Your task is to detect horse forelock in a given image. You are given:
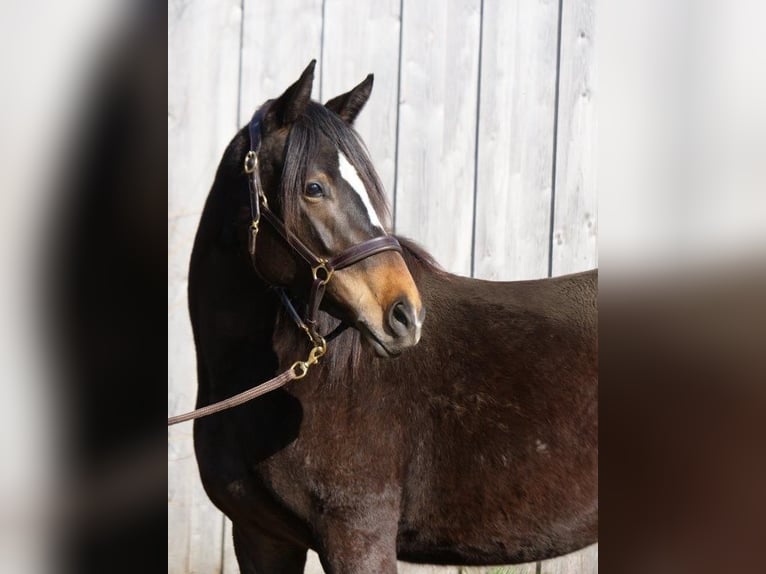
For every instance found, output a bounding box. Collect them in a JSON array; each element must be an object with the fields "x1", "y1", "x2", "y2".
[{"x1": 278, "y1": 102, "x2": 392, "y2": 235}]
